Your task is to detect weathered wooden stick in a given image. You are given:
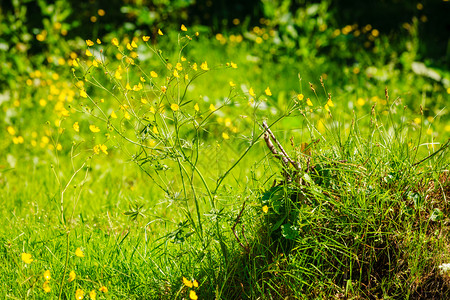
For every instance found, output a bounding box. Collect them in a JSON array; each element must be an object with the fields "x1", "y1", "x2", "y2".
[{"x1": 262, "y1": 121, "x2": 300, "y2": 170}]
